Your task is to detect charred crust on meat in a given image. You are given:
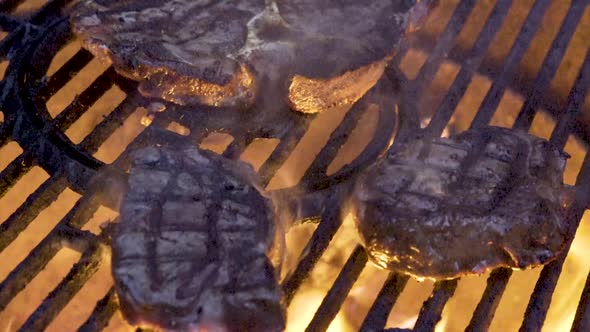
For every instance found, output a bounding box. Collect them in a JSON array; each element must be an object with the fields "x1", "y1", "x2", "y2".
[
  {"x1": 350, "y1": 126, "x2": 569, "y2": 280},
  {"x1": 112, "y1": 145, "x2": 285, "y2": 331},
  {"x1": 70, "y1": 0, "x2": 432, "y2": 113}
]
